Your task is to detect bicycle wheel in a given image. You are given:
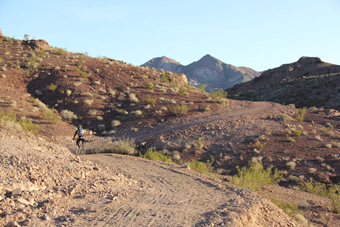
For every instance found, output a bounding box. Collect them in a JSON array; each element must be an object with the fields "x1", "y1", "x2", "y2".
[{"x1": 79, "y1": 140, "x2": 86, "y2": 155}]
